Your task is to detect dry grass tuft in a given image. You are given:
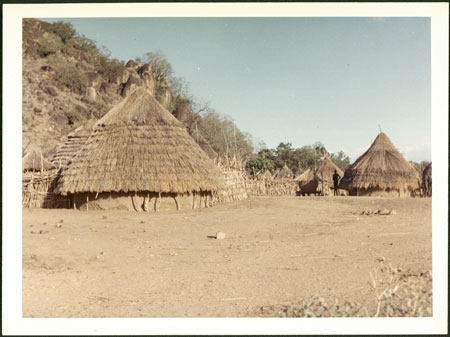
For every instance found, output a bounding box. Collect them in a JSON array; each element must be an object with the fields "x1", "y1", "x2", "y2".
[
  {"x1": 370, "y1": 265, "x2": 432, "y2": 317},
  {"x1": 283, "y1": 296, "x2": 369, "y2": 317},
  {"x1": 280, "y1": 264, "x2": 432, "y2": 317}
]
